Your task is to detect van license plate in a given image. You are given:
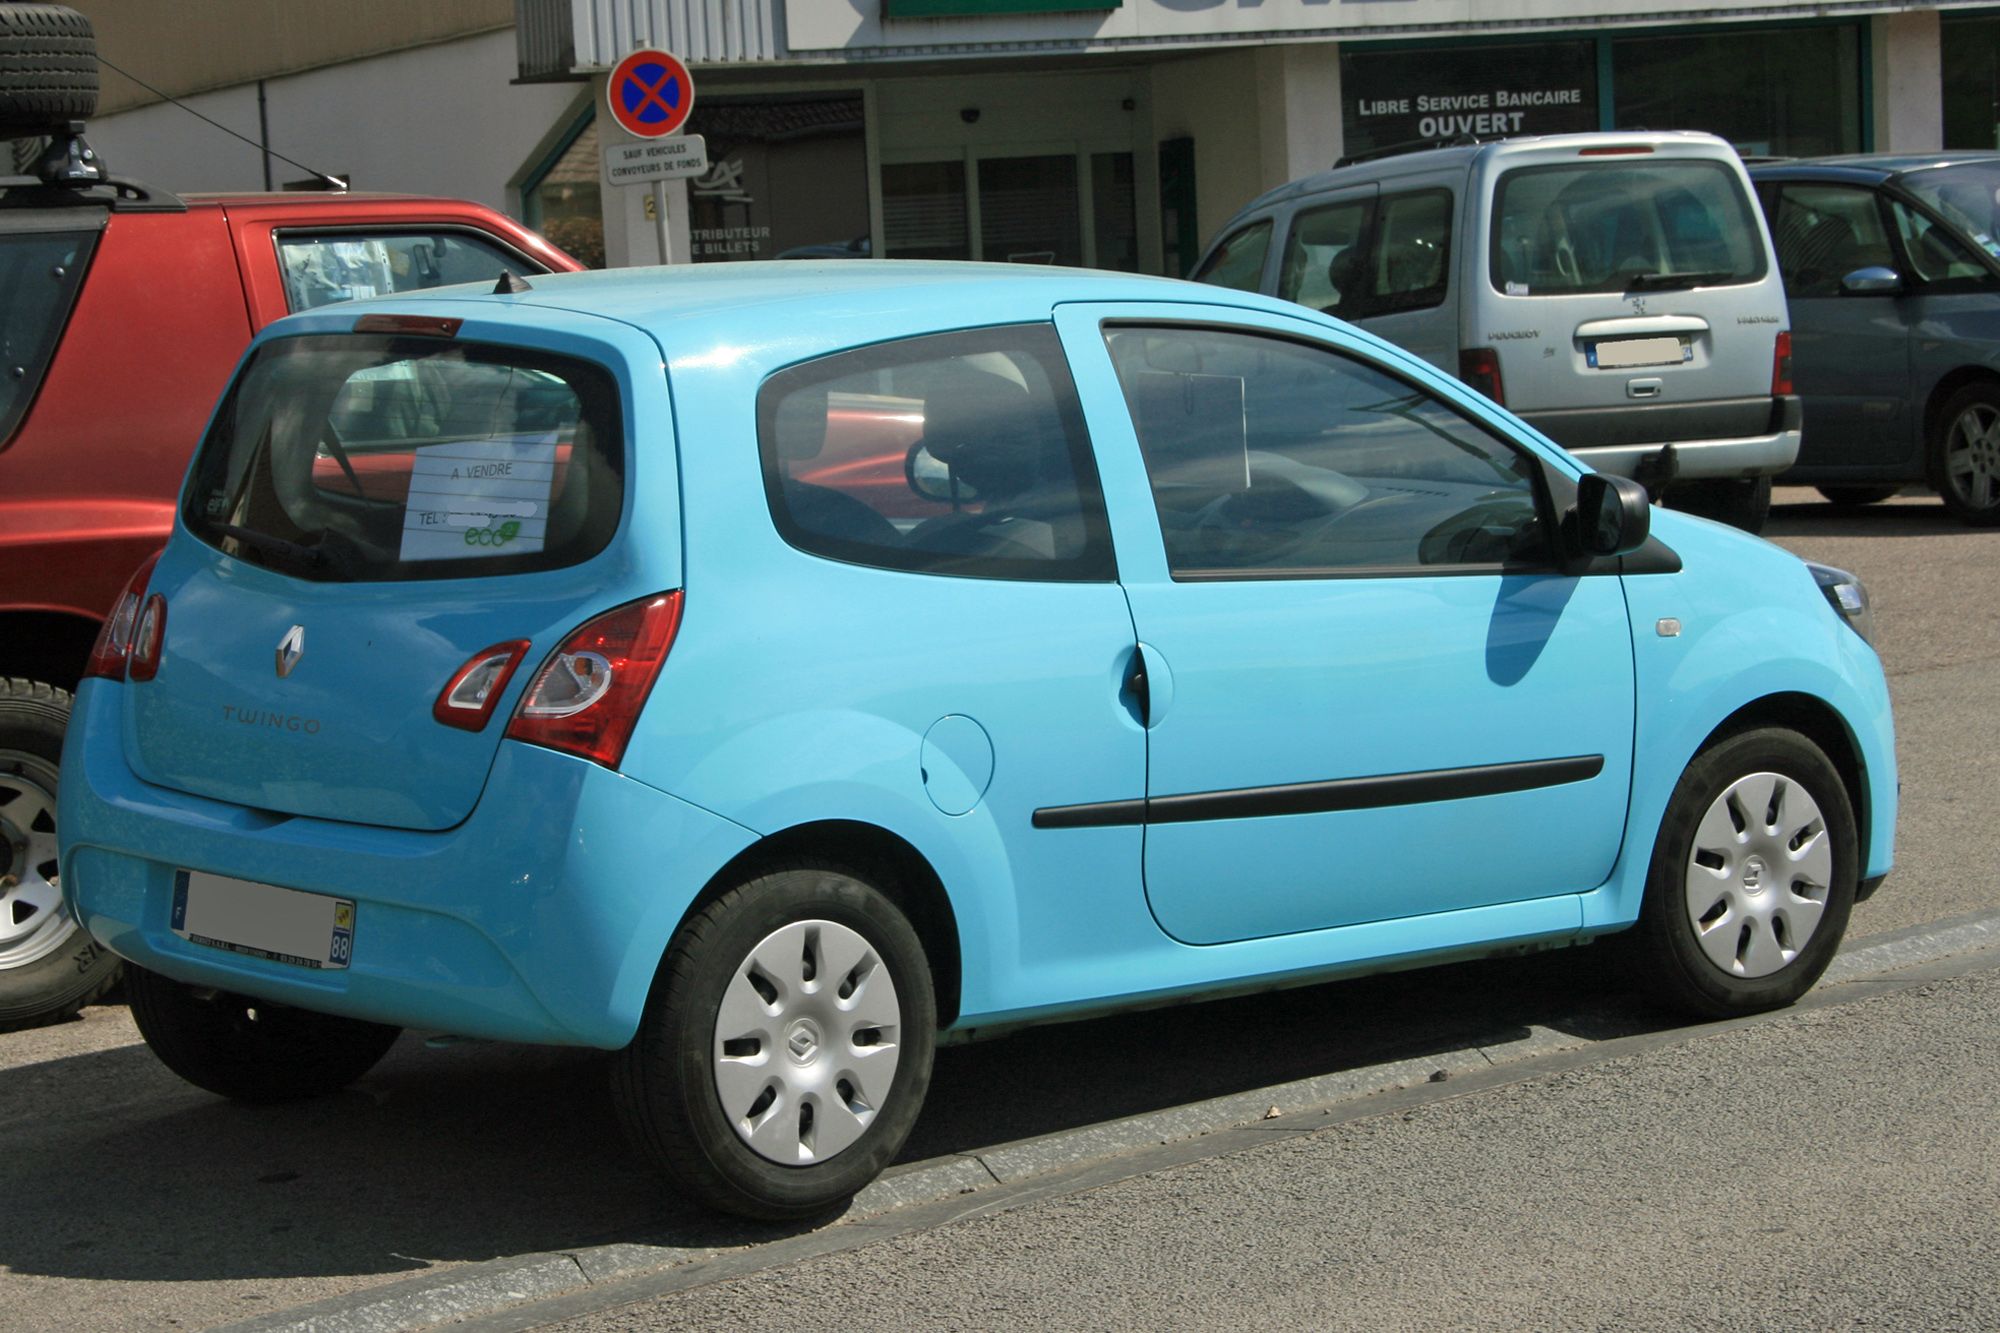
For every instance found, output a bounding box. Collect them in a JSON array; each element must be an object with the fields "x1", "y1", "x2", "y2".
[
  {"x1": 171, "y1": 870, "x2": 354, "y2": 970},
  {"x1": 1590, "y1": 336, "x2": 1688, "y2": 369}
]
